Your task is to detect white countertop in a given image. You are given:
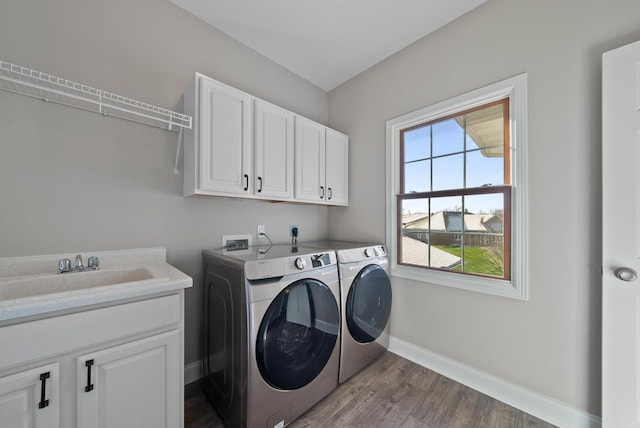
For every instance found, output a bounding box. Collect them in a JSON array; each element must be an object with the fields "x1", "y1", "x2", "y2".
[{"x1": 0, "y1": 248, "x2": 192, "y2": 324}]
